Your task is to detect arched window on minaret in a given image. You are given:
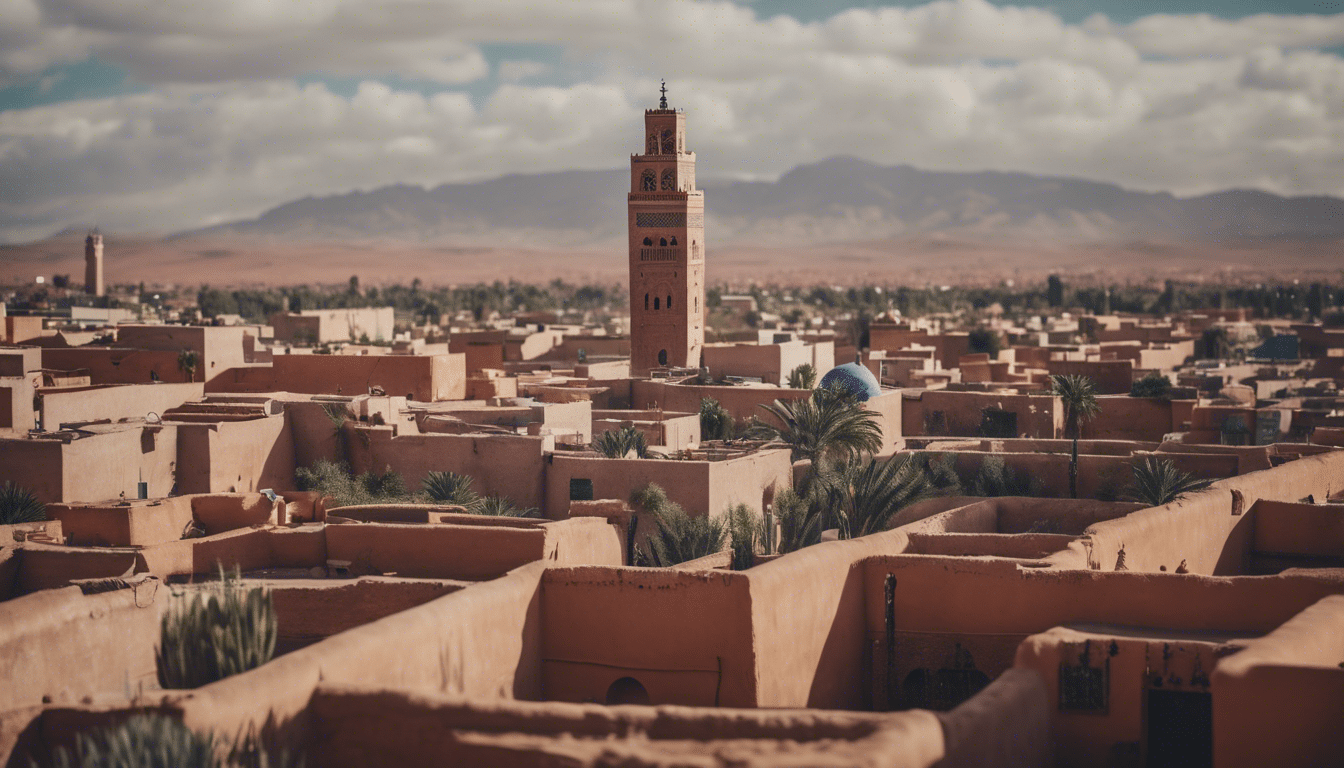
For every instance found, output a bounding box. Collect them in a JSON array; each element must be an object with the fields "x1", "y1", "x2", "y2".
[
  {"x1": 661, "y1": 129, "x2": 675, "y2": 154},
  {"x1": 647, "y1": 134, "x2": 658, "y2": 154},
  {"x1": 645, "y1": 293, "x2": 649, "y2": 310},
  {"x1": 640, "y1": 169, "x2": 657, "y2": 191},
  {"x1": 661, "y1": 169, "x2": 675, "y2": 191},
  {"x1": 670, "y1": 236, "x2": 678, "y2": 246},
  {"x1": 643, "y1": 237, "x2": 652, "y2": 246},
  {"x1": 667, "y1": 295, "x2": 673, "y2": 310},
  {"x1": 654, "y1": 297, "x2": 660, "y2": 310},
  {"x1": 659, "y1": 237, "x2": 667, "y2": 247}
]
